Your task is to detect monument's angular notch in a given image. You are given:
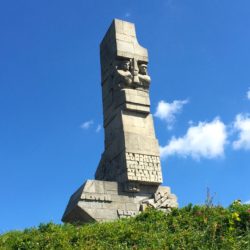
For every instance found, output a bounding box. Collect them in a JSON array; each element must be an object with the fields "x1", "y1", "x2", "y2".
[{"x1": 62, "y1": 19, "x2": 178, "y2": 224}]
